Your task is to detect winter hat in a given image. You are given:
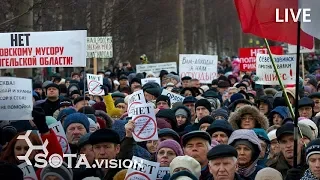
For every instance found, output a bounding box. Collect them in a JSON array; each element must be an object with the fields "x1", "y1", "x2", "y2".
[
  {"x1": 89, "y1": 128, "x2": 120, "y2": 145},
  {"x1": 0, "y1": 125, "x2": 17, "y2": 146},
  {"x1": 114, "y1": 98, "x2": 125, "y2": 106},
  {"x1": 199, "y1": 116, "x2": 214, "y2": 126},
  {"x1": 298, "y1": 97, "x2": 314, "y2": 108},
  {"x1": 306, "y1": 139, "x2": 320, "y2": 163},
  {"x1": 143, "y1": 82, "x2": 161, "y2": 97},
  {"x1": 45, "y1": 116, "x2": 57, "y2": 126},
  {"x1": 195, "y1": 99, "x2": 212, "y2": 112},
  {"x1": 113, "y1": 169, "x2": 128, "y2": 180},
  {"x1": 78, "y1": 106, "x2": 96, "y2": 115},
  {"x1": 253, "y1": 128, "x2": 270, "y2": 144},
  {"x1": 207, "y1": 120, "x2": 234, "y2": 137},
  {"x1": 211, "y1": 108, "x2": 229, "y2": 120},
  {"x1": 157, "y1": 139, "x2": 183, "y2": 156},
  {"x1": 73, "y1": 96, "x2": 90, "y2": 105},
  {"x1": 157, "y1": 118, "x2": 173, "y2": 129},
  {"x1": 158, "y1": 128, "x2": 180, "y2": 143},
  {"x1": 218, "y1": 80, "x2": 230, "y2": 88},
  {"x1": 276, "y1": 123, "x2": 294, "y2": 140},
  {"x1": 267, "y1": 129, "x2": 277, "y2": 141},
  {"x1": 169, "y1": 170, "x2": 198, "y2": 180},
  {"x1": 230, "y1": 93, "x2": 245, "y2": 104},
  {"x1": 40, "y1": 162, "x2": 73, "y2": 180},
  {"x1": 45, "y1": 83, "x2": 60, "y2": 93},
  {"x1": 254, "y1": 167, "x2": 283, "y2": 180},
  {"x1": 59, "y1": 98, "x2": 73, "y2": 108},
  {"x1": 63, "y1": 113, "x2": 90, "y2": 132},
  {"x1": 298, "y1": 123, "x2": 315, "y2": 140},
  {"x1": 77, "y1": 132, "x2": 92, "y2": 149},
  {"x1": 156, "y1": 95, "x2": 171, "y2": 107},
  {"x1": 82, "y1": 177, "x2": 101, "y2": 180},
  {"x1": 42, "y1": 80, "x2": 53, "y2": 88},
  {"x1": 207, "y1": 144, "x2": 238, "y2": 160},
  {"x1": 146, "y1": 71, "x2": 156, "y2": 78},
  {"x1": 33, "y1": 82, "x2": 42, "y2": 90},
  {"x1": 182, "y1": 131, "x2": 211, "y2": 147},
  {"x1": 0, "y1": 161, "x2": 23, "y2": 179},
  {"x1": 88, "y1": 118, "x2": 97, "y2": 132},
  {"x1": 170, "y1": 156, "x2": 201, "y2": 179},
  {"x1": 112, "y1": 92, "x2": 126, "y2": 98},
  {"x1": 299, "y1": 119, "x2": 318, "y2": 137},
  {"x1": 92, "y1": 102, "x2": 107, "y2": 112},
  {"x1": 183, "y1": 96, "x2": 197, "y2": 104},
  {"x1": 156, "y1": 109, "x2": 177, "y2": 128},
  {"x1": 57, "y1": 107, "x2": 77, "y2": 121},
  {"x1": 130, "y1": 77, "x2": 141, "y2": 86},
  {"x1": 175, "y1": 108, "x2": 188, "y2": 118}
]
